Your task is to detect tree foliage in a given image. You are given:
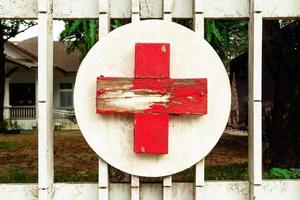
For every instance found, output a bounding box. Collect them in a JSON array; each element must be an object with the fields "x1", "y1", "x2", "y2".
[
  {"x1": 173, "y1": 19, "x2": 248, "y2": 67},
  {"x1": 59, "y1": 19, "x2": 124, "y2": 61},
  {"x1": 60, "y1": 19, "x2": 248, "y2": 67},
  {"x1": 59, "y1": 20, "x2": 98, "y2": 61}
]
